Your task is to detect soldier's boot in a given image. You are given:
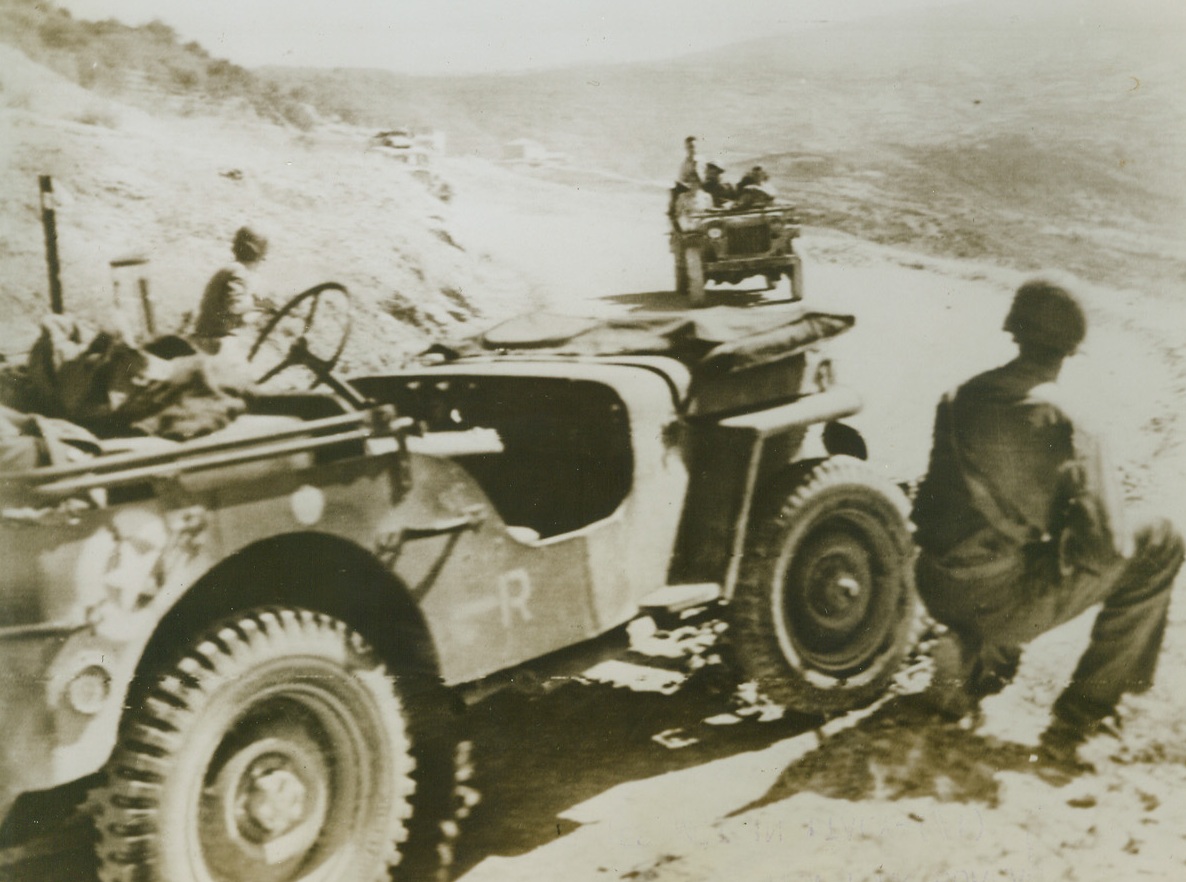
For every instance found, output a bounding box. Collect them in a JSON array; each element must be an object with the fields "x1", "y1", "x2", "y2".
[
  {"x1": 1037, "y1": 687, "x2": 1128, "y2": 782},
  {"x1": 920, "y1": 631, "x2": 982, "y2": 725},
  {"x1": 922, "y1": 631, "x2": 1020, "y2": 727}
]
